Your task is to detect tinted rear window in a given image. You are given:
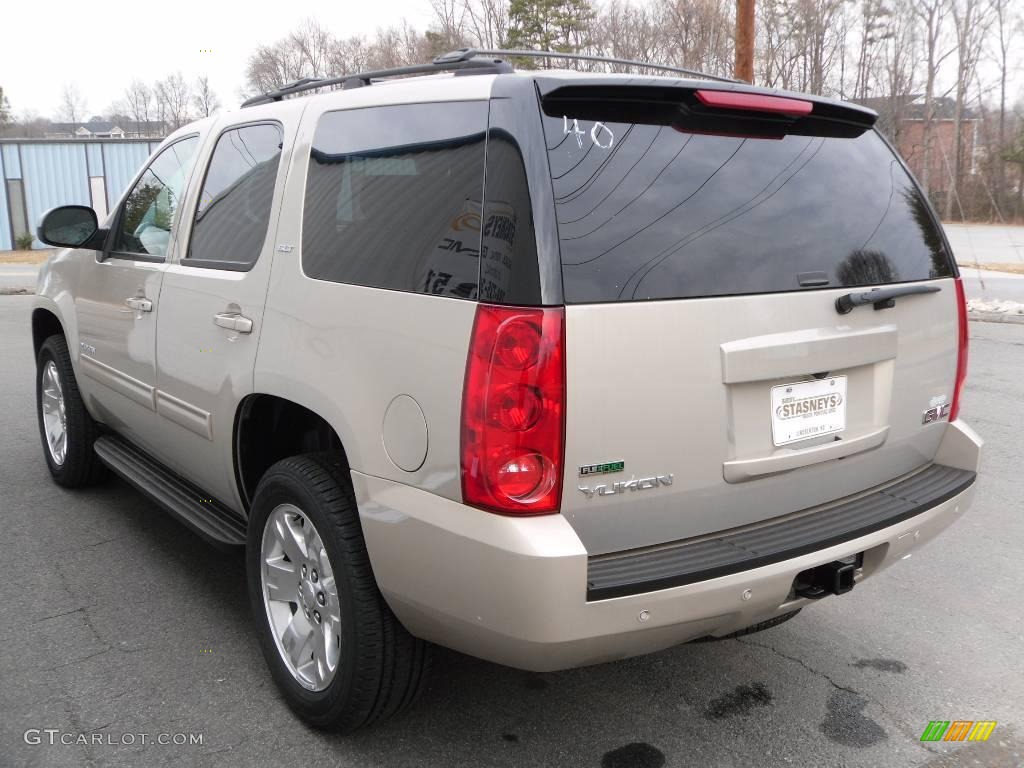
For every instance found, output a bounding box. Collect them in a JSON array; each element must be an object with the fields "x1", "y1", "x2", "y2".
[
  {"x1": 303, "y1": 102, "x2": 486, "y2": 298},
  {"x1": 542, "y1": 101, "x2": 952, "y2": 303},
  {"x1": 188, "y1": 123, "x2": 282, "y2": 269}
]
